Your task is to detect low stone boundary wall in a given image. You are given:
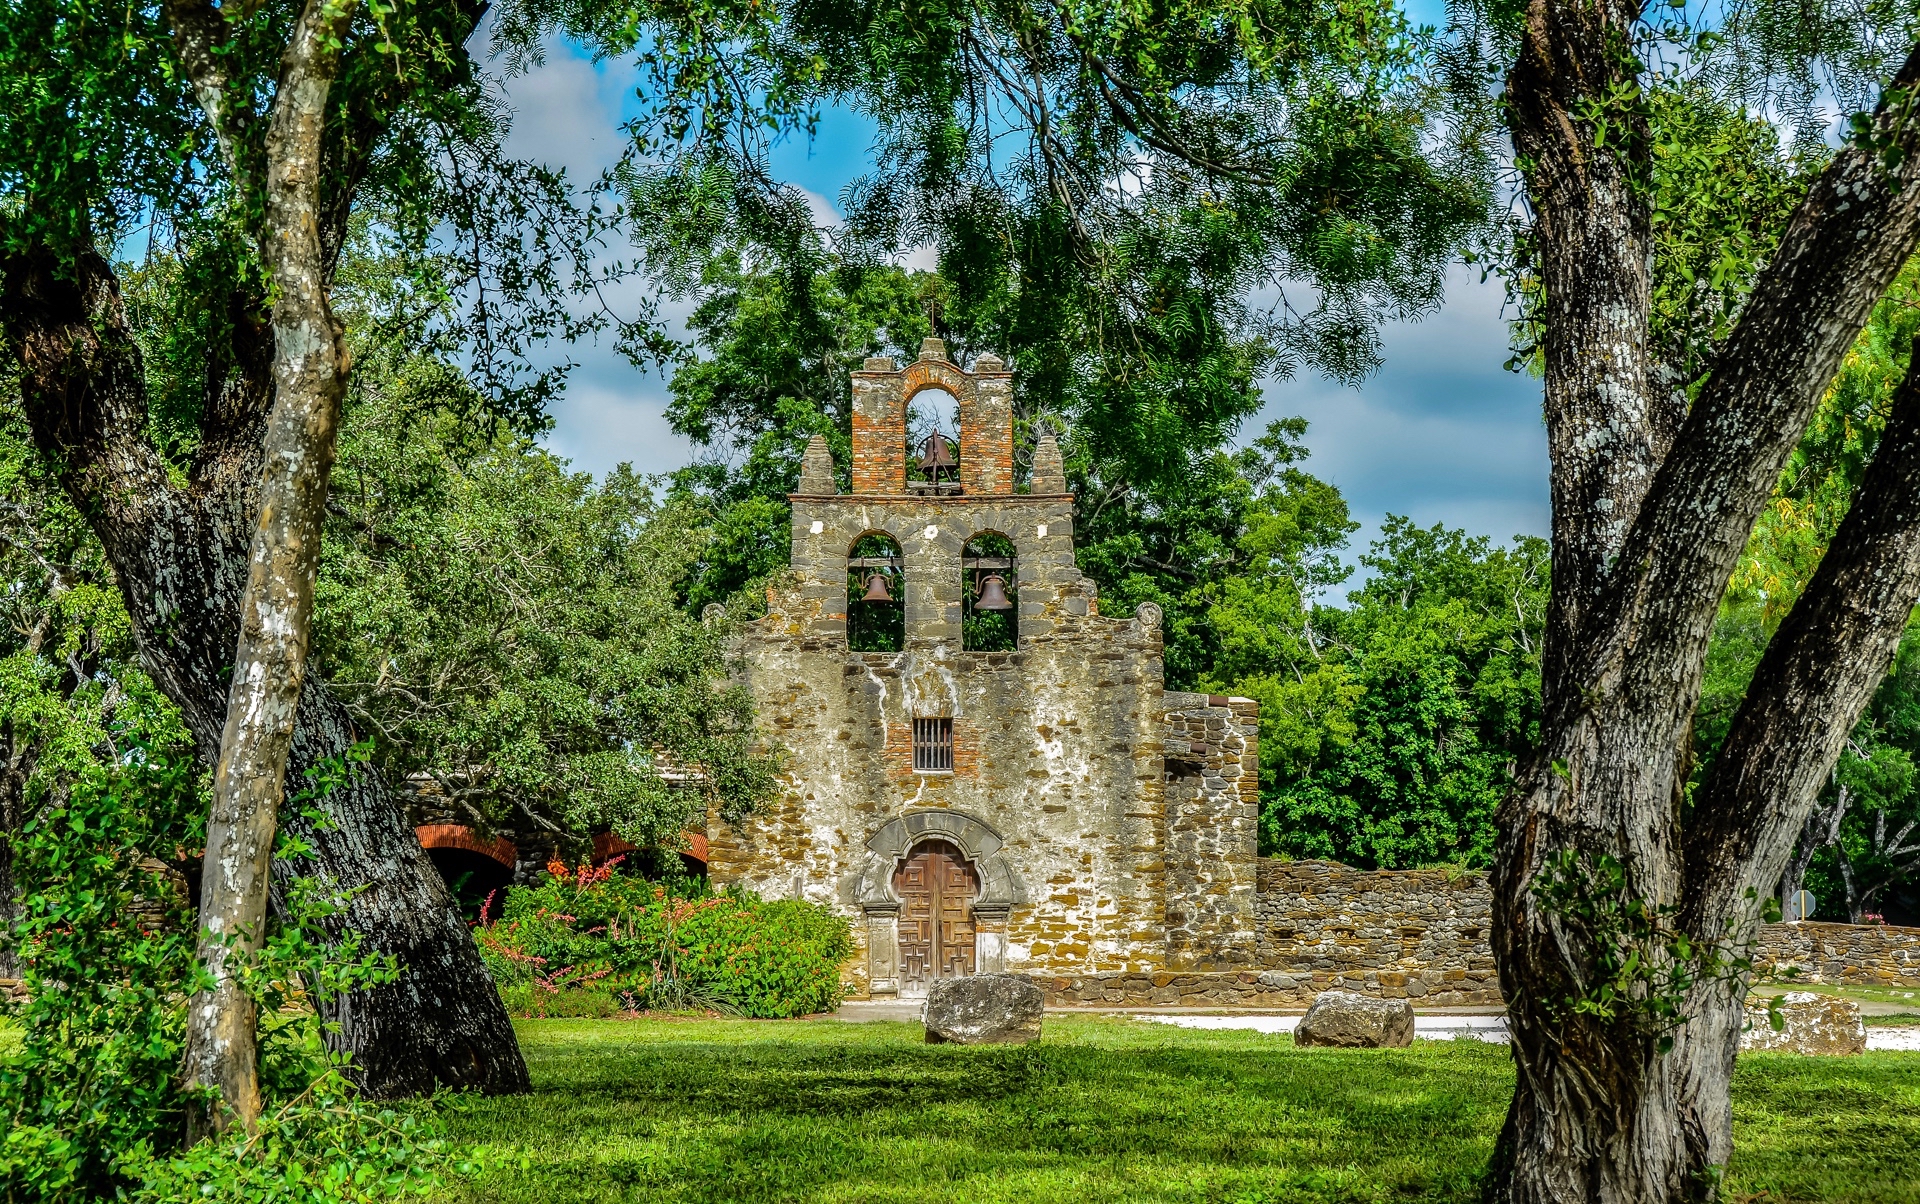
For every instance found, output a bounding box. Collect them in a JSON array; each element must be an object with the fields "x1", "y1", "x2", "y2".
[
  {"x1": 1252, "y1": 859, "x2": 1500, "y2": 1003},
  {"x1": 1755, "y1": 921, "x2": 1920, "y2": 986},
  {"x1": 1032, "y1": 969, "x2": 1502, "y2": 1010},
  {"x1": 1244, "y1": 859, "x2": 1920, "y2": 998}
]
